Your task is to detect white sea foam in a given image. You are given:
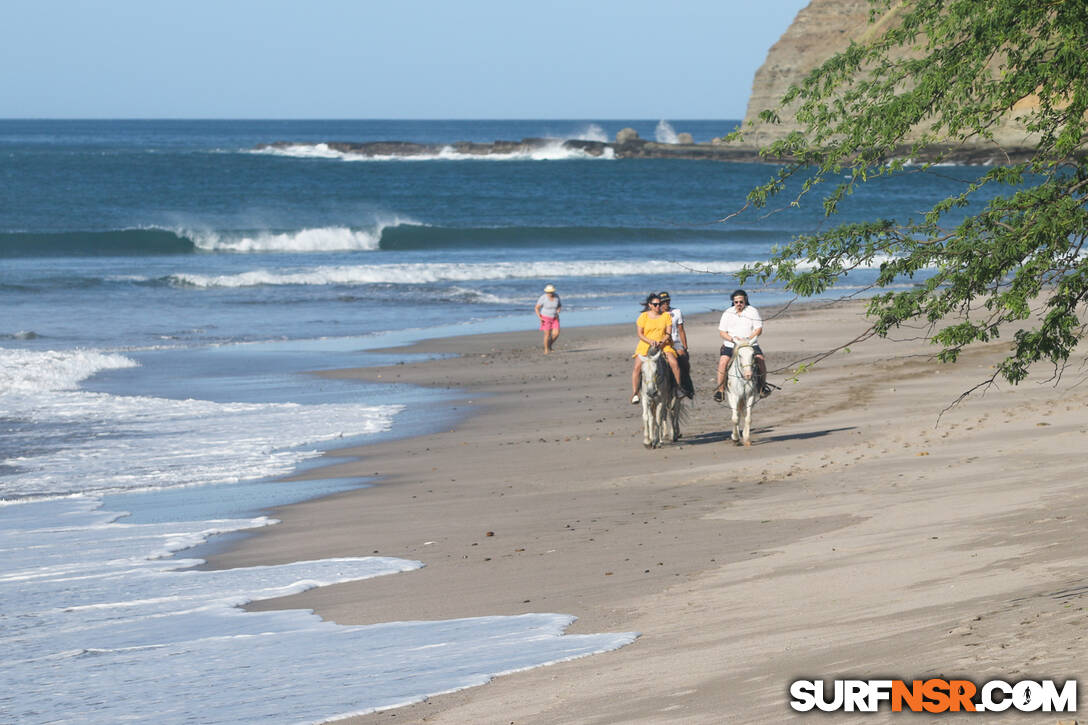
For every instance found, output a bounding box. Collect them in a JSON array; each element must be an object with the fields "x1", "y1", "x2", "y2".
[
  {"x1": 0, "y1": 348, "x2": 138, "y2": 394},
  {"x1": 405, "y1": 142, "x2": 614, "y2": 162},
  {"x1": 252, "y1": 142, "x2": 614, "y2": 162},
  {"x1": 184, "y1": 219, "x2": 419, "y2": 252},
  {"x1": 252, "y1": 142, "x2": 346, "y2": 160},
  {"x1": 0, "y1": 497, "x2": 637, "y2": 723},
  {"x1": 655, "y1": 120, "x2": 680, "y2": 144},
  {"x1": 443, "y1": 285, "x2": 515, "y2": 304},
  {"x1": 168, "y1": 259, "x2": 753, "y2": 288},
  {"x1": 0, "y1": 345, "x2": 638, "y2": 723},
  {"x1": 0, "y1": 348, "x2": 402, "y2": 499}
]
